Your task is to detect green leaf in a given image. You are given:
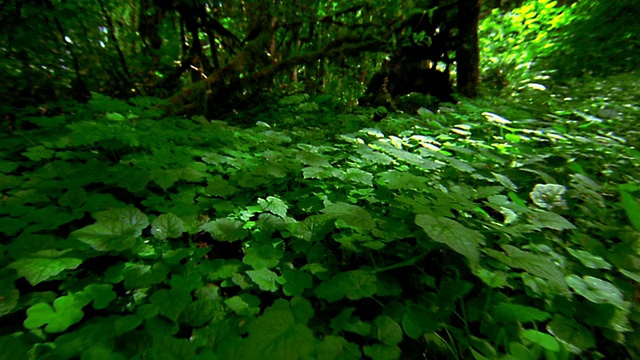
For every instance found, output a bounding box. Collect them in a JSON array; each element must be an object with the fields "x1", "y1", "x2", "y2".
[
  {"x1": 0, "y1": 160, "x2": 19, "y2": 173},
  {"x1": 0, "y1": 334, "x2": 31, "y2": 360},
  {"x1": 344, "y1": 168, "x2": 374, "y2": 186},
  {"x1": 297, "y1": 150, "x2": 331, "y2": 167},
  {"x1": 82, "y1": 284, "x2": 117, "y2": 309},
  {"x1": 246, "y1": 268, "x2": 279, "y2": 291},
  {"x1": 356, "y1": 145, "x2": 394, "y2": 165},
  {"x1": 199, "y1": 218, "x2": 248, "y2": 242},
  {"x1": 377, "y1": 170, "x2": 426, "y2": 190},
  {"x1": 375, "y1": 141, "x2": 441, "y2": 170},
  {"x1": 290, "y1": 296, "x2": 314, "y2": 324},
  {"x1": 22, "y1": 145, "x2": 55, "y2": 161},
  {"x1": 619, "y1": 269, "x2": 640, "y2": 283},
  {"x1": 521, "y1": 329, "x2": 560, "y2": 352},
  {"x1": 489, "y1": 245, "x2": 570, "y2": 295},
  {"x1": 123, "y1": 262, "x2": 170, "y2": 289},
  {"x1": 528, "y1": 210, "x2": 576, "y2": 230},
  {"x1": 530, "y1": 184, "x2": 567, "y2": 209},
  {"x1": 9, "y1": 250, "x2": 83, "y2": 285},
  {"x1": 547, "y1": 315, "x2": 595, "y2": 350},
  {"x1": 81, "y1": 347, "x2": 125, "y2": 360},
  {"x1": 278, "y1": 268, "x2": 313, "y2": 296},
  {"x1": 151, "y1": 213, "x2": 184, "y2": 240},
  {"x1": 491, "y1": 303, "x2": 551, "y2": 323},
  {"x1": 241, "y1": 299, "x2": 315, "y2": 360},
  {"x1": 59, "y1": 187, "x2": 87, "y2": 208},
  {"x1": 493, "y1": 172, "x2": 518, "y2": 190},
  {"x1": 179, "y1": 300, "x2": 224, "y2": 327},
  {"x1": 401, "y1": 304, "x2": 439, "y2": 339},
  {"x1": 149, "y1": 336, "x2": 196, "y2": 360},
  {"x1": 224, "y1": 294, "x2": 261, "y2": 316},
  {"x1": 24, "y1": 295, "x2": 85, "y2": 333},
  {"x1": 415, "y1": 214, "x2": 485, "y2": 270},
  {"x1": 72, "y1": 206, "x2": 149, "y2": 251},
  {"x1": 565, "y1": 275, "x2": 627, "y2": 309},
  {"x1": 106, "y1": 112, "x2": 126, "y2": 121},
  {"x1": 620, "y1": 191, "x2": 640, "y2": 231},
  {"x1": 315, "y1": 335, "x2": 361, "y2": 360},
  {"x1": 149, "y1": 168, "x2": 181, "y2": 190},
  {"x1": 258, "y1": 196, "x2": 288, "y2": 218},
  {"x1": 315, "y1": 270, "x2": 377, "y2": 302},
  {"x1": 374, "y1": 315, "x2": 403, "y2": 345},
  {"x1": 204, "y1": 175, "x2": 237, "y2": 197},
  {"x1": 0, "y1": 216, "x2": 28, "y2": 235},
  {"x1": 202, "y1": 259, "x2": 244, "y2": 280},
  {"x1": 566, "y1": 248, "x2": 612, "y2": 270},
  {"x1": 150, "y1": 288, "x2": 192, "y2": 321},
  {"x1": 331, "y1": 308, "x2": 356, "y2": 334},
  {"x1": 170, "y1": 273, "x2": 203, "y2": 292},
  {"x1": 321, "y1": 202, "x2": 374, "y2": 230},
  {"x1": 0, "y1": 288, "x2": 19, "y2": 317},
  {"x1": 115, "y1": 315, "x2": 143, "y2": 335},
  {"x1": 508, "y1": 342, "x2": 536, "y2": 360},
  {"x1": 294, "y1": 214, "x2": 335, "y2": 241},
  {"x1": 362, "y1": 343, "x2": 401, "y2": 360},
  {"x1": 303, "y1": 166, "x2": 333, "y2": 179},
  {"x1": 243, "y1": 243, "x2": 283, "y2": 269}
]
